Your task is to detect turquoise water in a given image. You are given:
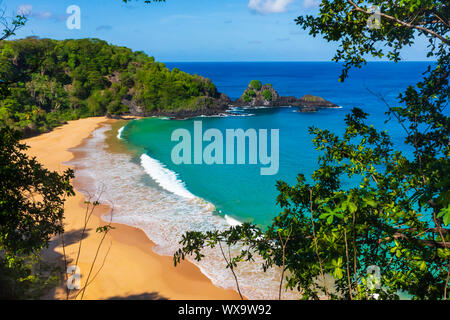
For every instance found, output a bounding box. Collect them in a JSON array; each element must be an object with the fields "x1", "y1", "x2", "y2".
[{"x1": 119, "y1": 62, "x2": 433, "y2": 227}]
